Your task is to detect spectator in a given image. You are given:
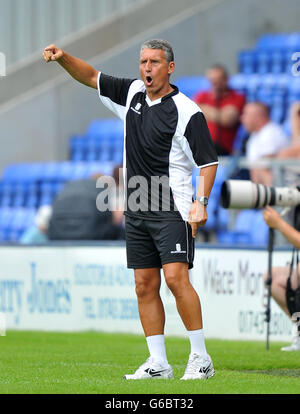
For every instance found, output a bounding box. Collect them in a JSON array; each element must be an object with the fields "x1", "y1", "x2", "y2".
[
  {"x1": 20, "y1": 205, "x2": 52, "y2": 244},
  {"x1": 193, "y1": 64, "x2": 246, "y2": 155},
  {"x1": 48, "y1": 177, "x2": 125, "y2": 241},
  {"x1": 110, "y1": 164, "x2": 125, "y2": 229},
  {"x1": 276, "y1": 102, "x2": 300, "y2": 186},
  {"x1": 241, "y1": 102, "x2": 289, "y2": 186},
  {"x1": 263, "y1": 206, "x2": 300, "y2": 351},
  {"x1": 92, "y1": 165, "x2": 125, "y2": 232}
]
